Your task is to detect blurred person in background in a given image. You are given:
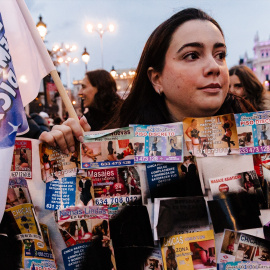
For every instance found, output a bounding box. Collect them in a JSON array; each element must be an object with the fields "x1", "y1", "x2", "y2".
[
  {"x1": 229, "y1": 65, "x2": 268, "y2": 111},
  {"x1": 79, "y1": 69, "x2": 123, "y2": 131}
]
